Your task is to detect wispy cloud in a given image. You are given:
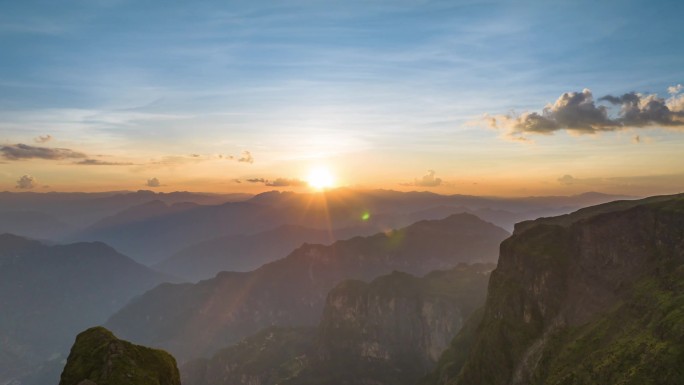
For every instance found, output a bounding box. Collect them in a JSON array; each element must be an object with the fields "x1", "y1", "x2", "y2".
[
  {"x1": 237, "y1": 150, "x2": 254, "y2": 164},
  {"x1": 245, "y1": 177, "x2": 306, "y2": 187},
  {"x1": 1, "y1": 143, "x2": 86, "y2": 160},
  {"x1": 74, "y1": 159, "x2": 135, "y2": 166},
  {"x1": 33, "y1": 134, "x2": 52, "y2": 143}
]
